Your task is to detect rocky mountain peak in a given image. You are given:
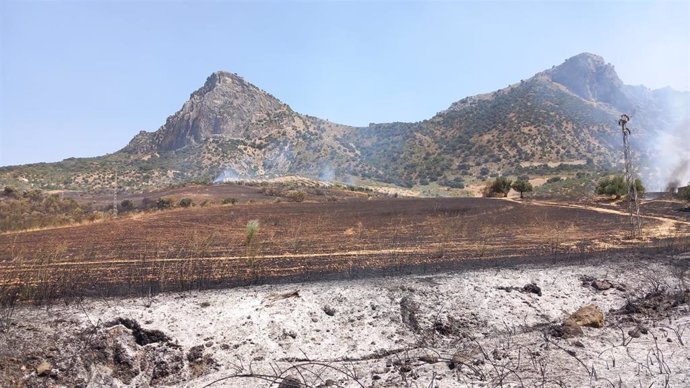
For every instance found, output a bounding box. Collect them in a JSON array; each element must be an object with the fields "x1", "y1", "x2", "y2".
[
  {"x1": 546, "y1": 53, "x2": 626, "y2": 106},
  {"x1": 124, "y1": 71, "x2": 291, "y2": 153}
]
